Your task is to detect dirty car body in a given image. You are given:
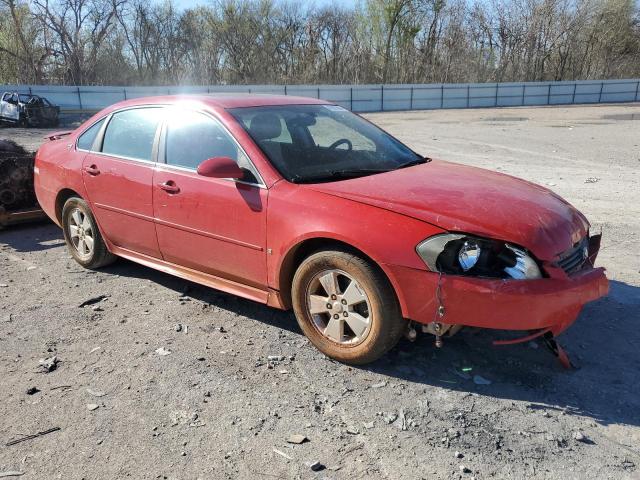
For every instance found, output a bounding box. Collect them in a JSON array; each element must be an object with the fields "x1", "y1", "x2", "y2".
[{"x1": 33, "y1": 95, "x2": 608, "y2": 365}]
